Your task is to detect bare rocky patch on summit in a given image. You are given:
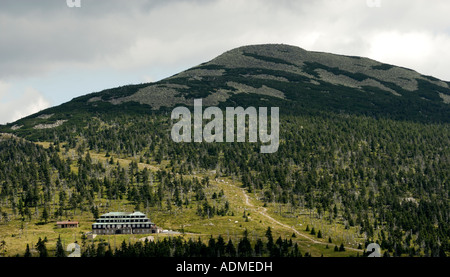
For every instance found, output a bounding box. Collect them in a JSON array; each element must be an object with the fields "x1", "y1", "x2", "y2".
[{"x1": 77, "y1": 44, "x2": 450, "y2": 115}]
